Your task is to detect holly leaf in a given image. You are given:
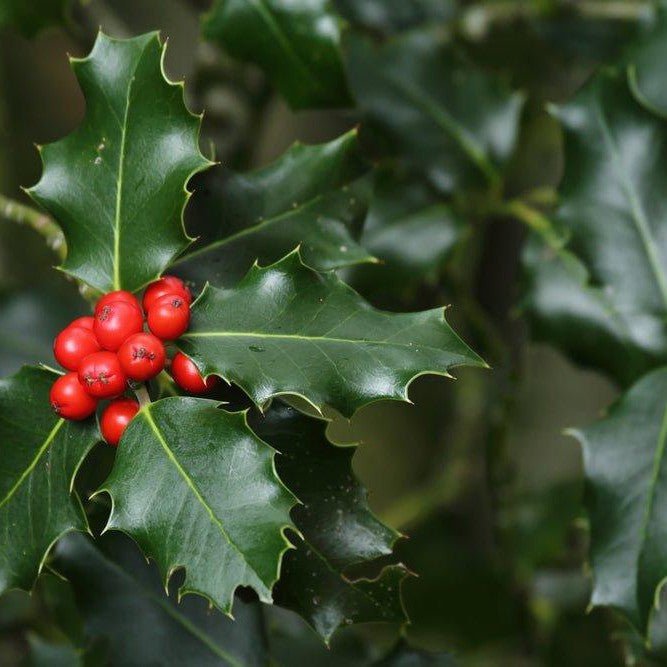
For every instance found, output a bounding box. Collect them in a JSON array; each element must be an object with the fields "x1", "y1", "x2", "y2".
[
  {"x1": 178, "y1": 251, "x2": 484, "y2": 418},
  {"x1": 174, "y1": 132, "x2": 375, "y2": 288},
  {"x1": 98, "y1": 397, "x2": 295, "y2": 614},
  {"x1": 0, "y1": 0, "x2": 69, "y2": 37},
  {"x1": 250, "y1": 402, "x2": 407, "y2": 641},
  {"x1": 54, "y1": 532, "x2": 269, "y2": 666},
  {"x1": 27, "y1": 32, "x2": 212, "y2": 294},
  {"x1": 524, "y1": 68, "x2": 667, "y2": 383},
  {"x1": 202, "y1": 0, "x2": 351, "y2": 109},
  {"x1": 343, "y1": 29, "x2": 524, "y2": 193},
  {"x1": 0, "y1": 366, "x2": 99, "y2": 594},
  {"x1": 520, "y1": 237, "x2": 660, "y2": 387},
  {"x1": 570, "y1": 366, "x2": 667, "y2": 633}
]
